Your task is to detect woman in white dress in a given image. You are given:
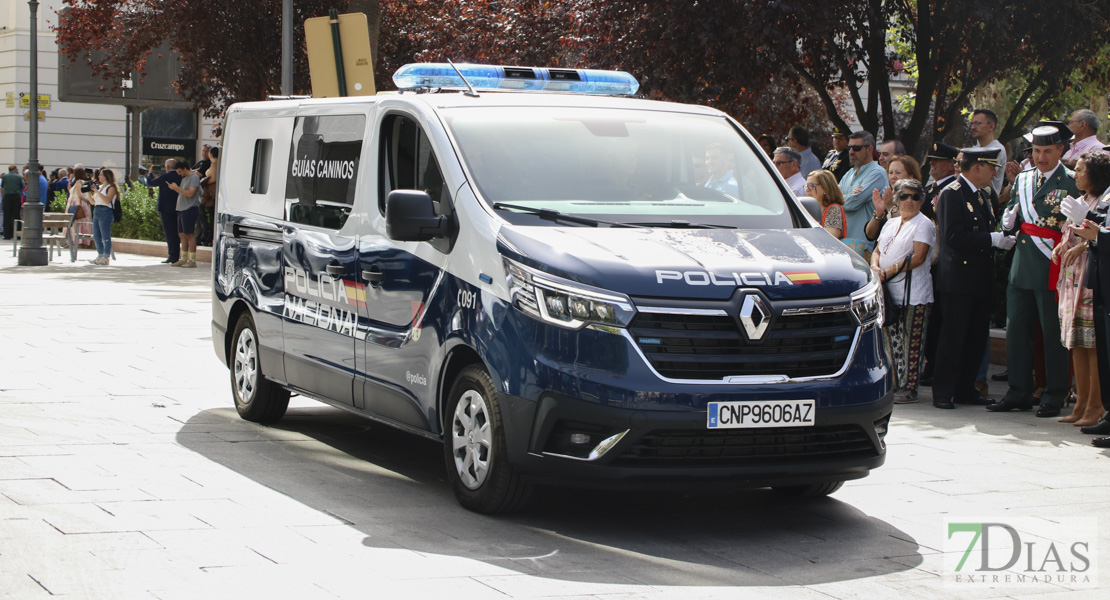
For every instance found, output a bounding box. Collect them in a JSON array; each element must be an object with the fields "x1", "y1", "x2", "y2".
[{"x1": 870, "y1": 179, "x2": 935, "y2": 403}]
